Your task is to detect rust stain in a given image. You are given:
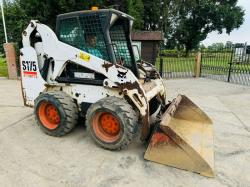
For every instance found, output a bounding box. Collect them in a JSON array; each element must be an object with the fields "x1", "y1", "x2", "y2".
[
  {"x1": 150, "y1": 132, "x2": 170, "y2": 147},
  {"x1": 102, "y1": 62, "x2": 113, "y2": 73},
  {"x1": 150, "y1": 132, "x2": 171, "y2": 147},
  {"x1": 137, "y1": 63, "x2": 146, "y2": 72},
  {"x1": 115, "y1": 81, "x2": 143, "y2": 96},
  {"x1": 115, "y1": 64, "x2": 127, "y2": 70},
  {"x1": 141, "y1": 114, "x2": 150, "y2": 140},
  {"x1": 44, "y1": 84, "x2": 57, "y2": 88},
  {"x1": 137, "y1": 61, "x2": 160, "y2": 79},
  {"x1": 114, "y1": 80, "x2": 150, "y2": 141}
]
